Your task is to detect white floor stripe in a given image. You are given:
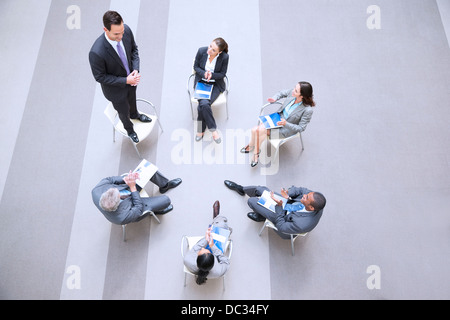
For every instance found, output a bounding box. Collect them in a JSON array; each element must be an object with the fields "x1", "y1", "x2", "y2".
[
  {"x1": 143, "y1": 0, "x2": 271, "y2": 299},
  {"x1": 60, "y1": 0, "x2": 141, "y2": 300}
]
